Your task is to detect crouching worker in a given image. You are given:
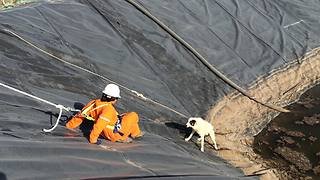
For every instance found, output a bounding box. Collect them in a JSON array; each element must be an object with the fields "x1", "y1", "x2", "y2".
[{"x1": 66, "y1": 83, "x2": 143, "y2": 144}]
